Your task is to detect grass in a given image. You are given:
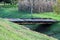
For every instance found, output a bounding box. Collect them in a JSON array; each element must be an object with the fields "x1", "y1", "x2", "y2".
[
  {"x1": 24, "y1": 23, "x2": 60, "y2": 40},
  {"x1": 43, "y1": 23, "x2": 60, "y2": 40},
  {"x1": 0, "y1": 4, "x2": 60, "y2": 40},
  {"x1": 0, "y1": 18, "x2": 58, "y2": 40},
  {"x1": 0, "y1": 5, "x2": 60, "y2": 20}
]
